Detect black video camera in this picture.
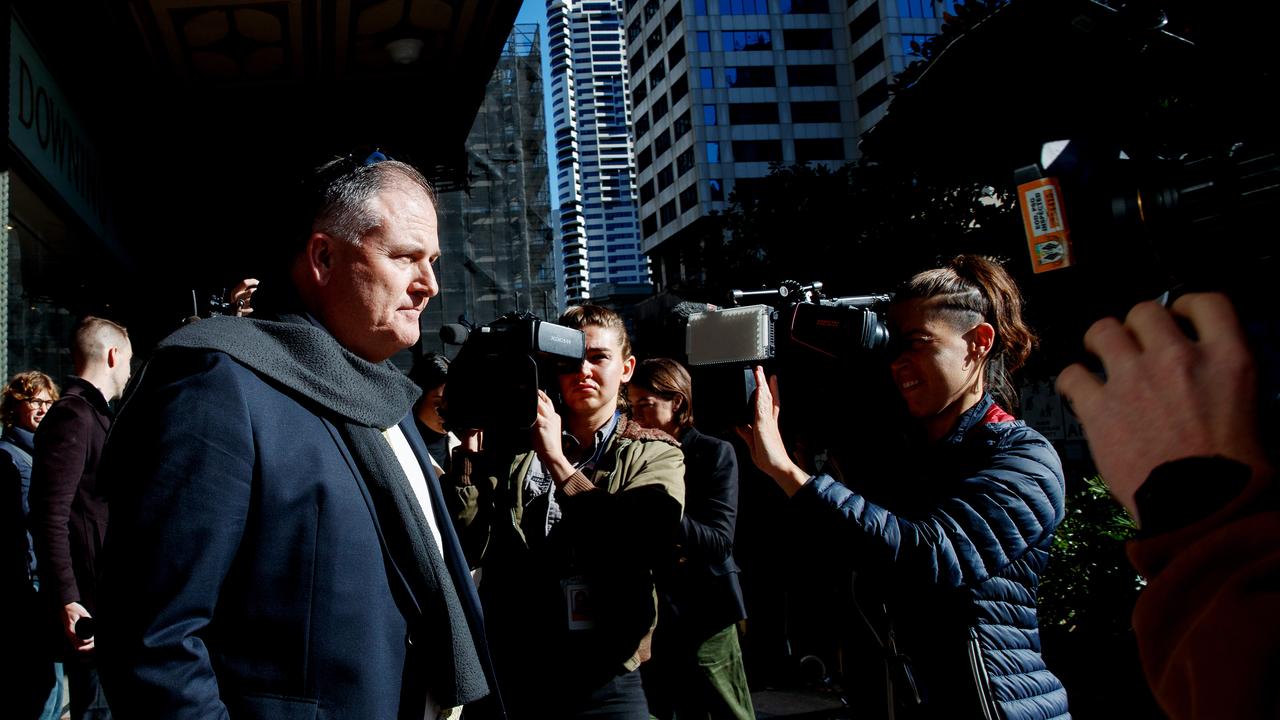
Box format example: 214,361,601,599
442,312,585,443
683,282,894,433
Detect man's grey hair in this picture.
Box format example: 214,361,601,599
311,158,436,246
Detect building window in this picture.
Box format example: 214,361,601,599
645,0,660,21
721,30,772,51
725,66,776,87
795,138,845,162
783,29,833,50
856,77,889,114
673,109,693,139
780,0,831,12
679,184,699,212
706,141,720,163
643,213,658,237
652,94,670,120
660,199,678,225
897,0,935,18
853,41,885,78
699,67,714,88
696,31,712,51
640,179,656,203
728,102,779,124
900,33,933,57
630,49,646,76
657,164,675,190
636,113,651,139
655,128,673,155
647,28,665,53
676,147,696,175
665,3,683,32
628,18,643,43
703,104,717,125
848,1,880,44
637,145,653,172
786,65,837,86
791,101,841,123
694,0,709,14
668,37,686,65
650,62,667,86
633,78,649,104
732,140,783,162
718,0,768,14
708,178,725,201
670,73,689,102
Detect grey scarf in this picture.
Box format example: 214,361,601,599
158,313,488,709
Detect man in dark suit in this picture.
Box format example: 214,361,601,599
97,155,496,719
29,316,132,720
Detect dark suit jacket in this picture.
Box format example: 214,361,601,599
30,376,112,614
98,350,495,720
660,427,747,642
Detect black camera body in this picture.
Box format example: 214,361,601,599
683,282,894,433
443,312,585,442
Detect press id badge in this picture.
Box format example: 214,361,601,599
562,575,596,631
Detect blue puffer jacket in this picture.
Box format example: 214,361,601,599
791,394,1069,720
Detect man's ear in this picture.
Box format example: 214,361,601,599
303,232,339,287
105,347,119,369
619,355,637,383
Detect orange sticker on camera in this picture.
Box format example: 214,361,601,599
1018,177,1073,273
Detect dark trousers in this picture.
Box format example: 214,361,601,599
571,668,649,720
67,662,111,720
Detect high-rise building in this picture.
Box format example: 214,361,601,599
624,0,950,291
548,0,652,306
421,24,559,355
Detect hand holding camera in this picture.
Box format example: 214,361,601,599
1056,292,1271,521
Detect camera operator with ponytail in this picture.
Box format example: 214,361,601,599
738,256,1069,720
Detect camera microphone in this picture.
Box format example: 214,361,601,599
440,324,470,345
74,616,96,640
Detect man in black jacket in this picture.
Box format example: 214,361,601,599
30,316,132,720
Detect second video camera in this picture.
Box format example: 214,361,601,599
683,282,893,431
443,312,585,439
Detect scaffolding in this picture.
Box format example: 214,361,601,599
422,23,559,355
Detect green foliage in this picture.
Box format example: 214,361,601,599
1039,475,1144,635
895,0,1009,89
713,161,1022,297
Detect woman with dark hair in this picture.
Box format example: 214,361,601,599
738,256,1069,720
628,358,754,720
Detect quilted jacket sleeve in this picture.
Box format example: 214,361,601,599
790,423,1066,589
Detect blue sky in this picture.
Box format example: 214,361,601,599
516,0,544,27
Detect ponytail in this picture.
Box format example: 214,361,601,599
896,255,1037,410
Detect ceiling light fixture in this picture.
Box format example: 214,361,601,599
386,38,424,65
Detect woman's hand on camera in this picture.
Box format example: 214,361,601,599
736,366,812,497
532,390,575,483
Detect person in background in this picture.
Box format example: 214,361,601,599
737,255,1069,719
410,352,459,475
2,371,65,719
29,317,132,720
628,358,754,720
1056,292,1277,719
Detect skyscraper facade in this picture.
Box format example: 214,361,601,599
625,0,949,291
548,0,652,305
